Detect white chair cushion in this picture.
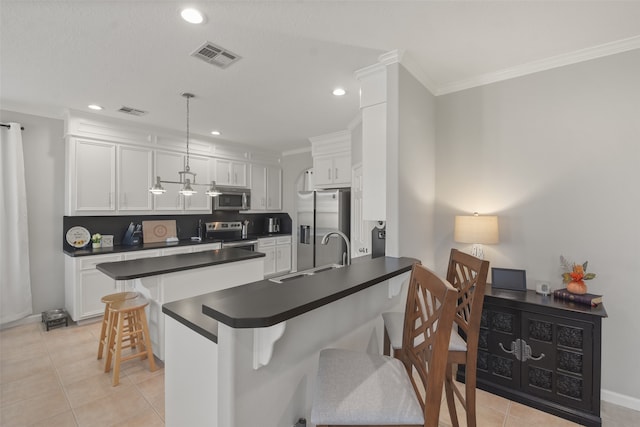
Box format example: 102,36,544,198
383,311,468,352
311,348,424,425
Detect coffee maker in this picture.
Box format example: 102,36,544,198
266,217,280,233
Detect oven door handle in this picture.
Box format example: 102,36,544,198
222,240,258,248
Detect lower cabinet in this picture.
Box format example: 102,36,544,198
457,287,607,427
257,236,291,277
65,253,123,321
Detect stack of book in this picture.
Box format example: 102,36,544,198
552,288,603,307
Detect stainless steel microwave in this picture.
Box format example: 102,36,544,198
213,187,251,211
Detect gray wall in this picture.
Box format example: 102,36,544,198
0,110,65,315
434,49,640,401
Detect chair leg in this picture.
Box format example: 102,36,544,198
111,312,125,386
103,310,117,373
97,303,109,360
383,327,391,356
465,360,478,427
445,362,460,427
138,308,157,372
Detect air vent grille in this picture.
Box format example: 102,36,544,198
117,106,148,116
117,105,147,116
192,41,241,69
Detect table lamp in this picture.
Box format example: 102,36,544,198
454,213,499,259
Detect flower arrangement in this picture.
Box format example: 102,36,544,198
560,256,596,294
560,256,596,284
91,233,102,244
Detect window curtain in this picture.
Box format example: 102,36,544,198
0,123,33,324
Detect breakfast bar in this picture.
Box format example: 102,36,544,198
161,255,417,427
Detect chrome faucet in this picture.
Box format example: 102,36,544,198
320,230,351,266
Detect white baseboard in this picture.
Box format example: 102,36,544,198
602,389,640,412
0,313,41,330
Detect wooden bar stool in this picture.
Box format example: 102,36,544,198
104,295,157,386
97,291,139,360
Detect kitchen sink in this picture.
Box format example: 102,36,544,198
269,264,344,283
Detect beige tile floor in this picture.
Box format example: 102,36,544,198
1,320,638,426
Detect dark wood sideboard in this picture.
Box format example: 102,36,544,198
457,285,608,427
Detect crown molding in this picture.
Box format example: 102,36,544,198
436,35,640,95
281,146,311,157
397,51,438,95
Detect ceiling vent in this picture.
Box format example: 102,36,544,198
117,106,148,116
191,41,241,69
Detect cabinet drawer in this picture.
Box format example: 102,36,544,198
79,254,122,270
276,236,291,245
258,238,276,248
123,250,161,260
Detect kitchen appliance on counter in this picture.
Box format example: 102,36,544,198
296,189,350,270
266,217,280,233
205,221,258,251
213,187,251,211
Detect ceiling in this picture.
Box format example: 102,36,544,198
2,1,640,153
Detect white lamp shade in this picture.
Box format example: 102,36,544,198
454,215,499,244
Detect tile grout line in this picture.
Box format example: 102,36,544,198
44,324,81,426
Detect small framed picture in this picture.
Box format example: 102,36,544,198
101,235,114,247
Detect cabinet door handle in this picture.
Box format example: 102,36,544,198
521,341,545,362
335,168,338,180
327,168,331,180
499,338,523,361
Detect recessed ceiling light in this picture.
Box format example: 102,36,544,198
332,88,346,96
181,8,205,24
211,130,221,136
88,104,103,110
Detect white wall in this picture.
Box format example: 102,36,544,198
434,50,640,403
0,110,65,316
396,65,437,267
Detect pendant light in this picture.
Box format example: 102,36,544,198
149,92,220,197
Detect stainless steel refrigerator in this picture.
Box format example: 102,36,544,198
297,189,350,270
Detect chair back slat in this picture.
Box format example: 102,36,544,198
446,249,490,340
401,263,458,427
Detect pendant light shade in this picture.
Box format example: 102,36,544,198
205,181,221,197
179,178,197,196
149,176,166,194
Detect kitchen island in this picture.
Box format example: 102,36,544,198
162,255,417,427
96,248,265,360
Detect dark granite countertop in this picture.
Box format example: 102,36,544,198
96,247,265,280
64,233,291,257
162,256,418,342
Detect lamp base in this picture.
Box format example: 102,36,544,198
470,244,484,260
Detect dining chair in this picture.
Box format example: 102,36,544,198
310,263,458,427
382,249,490,427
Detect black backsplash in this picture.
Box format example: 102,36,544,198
63,212,292,251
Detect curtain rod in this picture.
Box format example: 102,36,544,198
1,123,25,130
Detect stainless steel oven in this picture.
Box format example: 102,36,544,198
213,187,251,211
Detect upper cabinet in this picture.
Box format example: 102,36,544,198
184,155,212,212
64,112,279,216
67,138,116,213
310,130,351,188
356,63,387,221
118,145,153,211
250,164,282,211
215,159,247,187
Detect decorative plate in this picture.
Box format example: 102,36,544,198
66,226,90,248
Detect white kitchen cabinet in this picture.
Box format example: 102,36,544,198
184,155,212,212
275,236,292,273
118,145,153,211
161,246,193,256
154,151,185,211
250,164,282,211
215,159,247,187
69,139,116,213
313,154,351,187
258,236,291,277
310,130,351,188
65,253,122,321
